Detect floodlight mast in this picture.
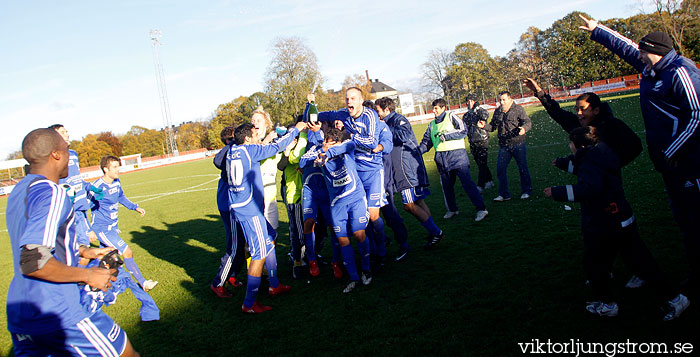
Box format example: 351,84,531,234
150,29,178,157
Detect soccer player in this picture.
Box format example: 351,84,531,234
251,108,283,231
544,127,689,320
91,155,157,292
299,122,344,279
312,89,388,266
49,124,103,246
6,128,138,356
230,121,305,313
316,128,371,293
210,126,246,298
278,122,310,278
375,97,443,259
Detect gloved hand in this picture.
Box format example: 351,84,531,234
62,184,76,203
89,184,105,201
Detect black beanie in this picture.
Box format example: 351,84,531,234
639,32,673,56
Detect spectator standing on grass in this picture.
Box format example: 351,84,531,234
49,124,103,247
210,126,246,298
480,91,532,201
419,98,488,240
462,94,495,192
523,78,651,289
6,128,138,356
544,127,689,320
229,121,305,313
580,15,700,297
91,155,157,292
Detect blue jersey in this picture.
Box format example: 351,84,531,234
322,140,366,207
90,178,139,231
316,105,383,172
299,144,327,192
6,174,89,334
227,128,299,221
58,149,91,212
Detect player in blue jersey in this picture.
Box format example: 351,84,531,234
6,128,138,356
91,155,157,292
49,124,103,247
316,128,372,293
230,121,306,313
210,126,246,298
311,89,388,269
299,123,344,279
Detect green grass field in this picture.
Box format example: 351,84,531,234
1,92,697,356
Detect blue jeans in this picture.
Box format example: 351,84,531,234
496,142,532,198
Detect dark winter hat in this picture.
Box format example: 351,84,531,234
466,94,478,101
639,32,673,56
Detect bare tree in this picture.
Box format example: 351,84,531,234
648,0,700,56
421,48,455,102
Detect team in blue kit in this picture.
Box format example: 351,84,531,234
8,17,699,354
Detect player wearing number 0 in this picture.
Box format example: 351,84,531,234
229,121,306,313
317,128,371,293
91,155,157,292
6,128,138,356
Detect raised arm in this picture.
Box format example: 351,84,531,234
580,14,645,72
524,77,579,133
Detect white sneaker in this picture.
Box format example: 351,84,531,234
625,275,646,288
474,210,488,222
142,280,158,292
520,193,530,199
663,294,690,321
493,196,510,202
443,211,459,219
484,181,495,190
585,301,618,317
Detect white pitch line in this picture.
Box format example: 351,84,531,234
133,178,219,204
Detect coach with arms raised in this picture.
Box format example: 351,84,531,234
580,14,700,296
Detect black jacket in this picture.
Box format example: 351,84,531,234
485,103,531,147
552,143,634,234
462,105,490,147
536,91,642,168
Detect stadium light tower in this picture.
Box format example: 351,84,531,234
150,29,178,156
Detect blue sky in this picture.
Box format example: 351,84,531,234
0,0,646,158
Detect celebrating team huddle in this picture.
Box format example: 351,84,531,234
5,15,699,355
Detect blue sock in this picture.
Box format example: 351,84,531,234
358,238,371,271
371,218,386,257
243,275,261,308
124,257,146,286
265,248,279,288
331,234,341,263
421,216,442,236
304,232,316,262
340,245,359,281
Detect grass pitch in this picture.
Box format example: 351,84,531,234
1,92,697,355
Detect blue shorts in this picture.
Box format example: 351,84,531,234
95,228,127,254
357,168,387,208
239,215,275,260
331,198,369,238
401,186,431,205
302,184,332,223
74,210,92,246
11,310,127,356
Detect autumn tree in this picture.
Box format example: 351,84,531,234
648,0,700,57
74,134,113,167
264,37,322,124
97,132,122,157
176,121,210,151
